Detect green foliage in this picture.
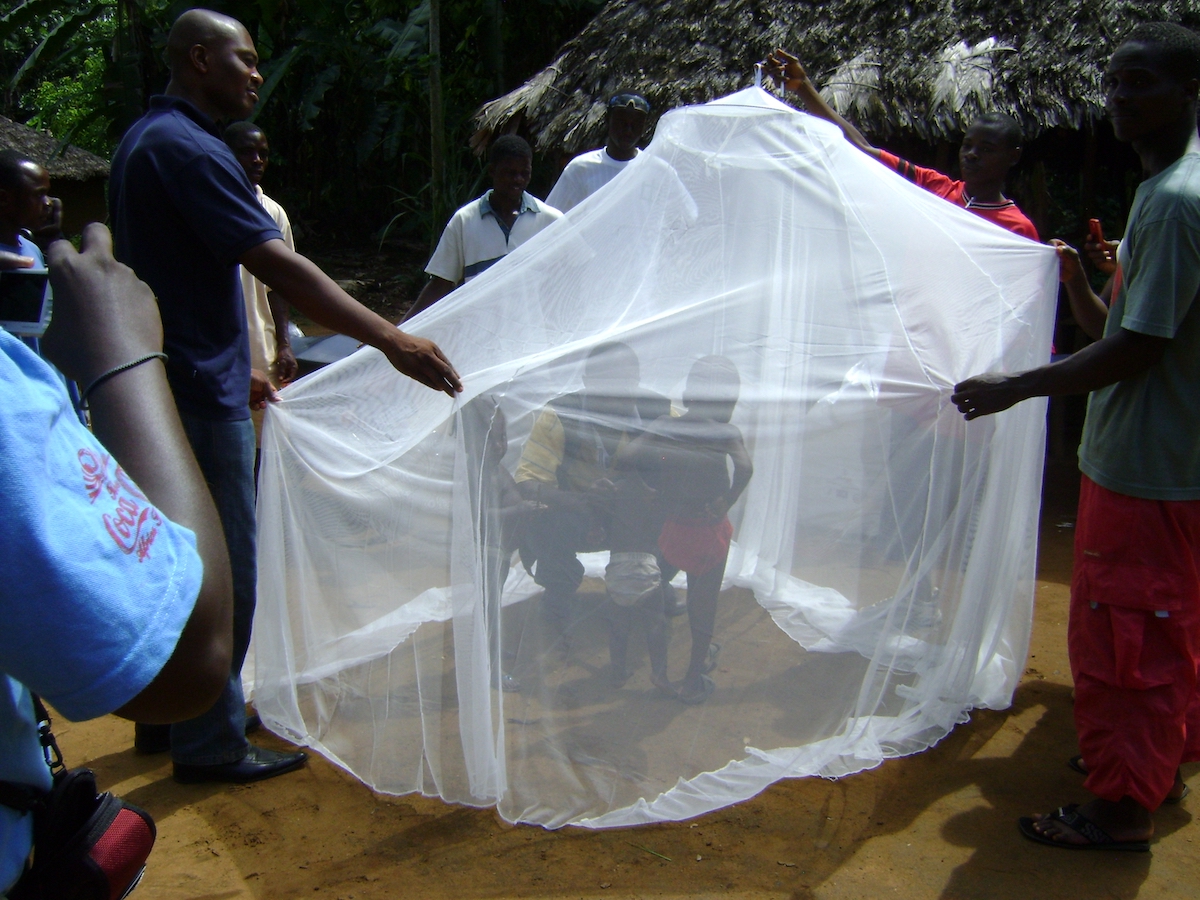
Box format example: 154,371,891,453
6,2,105,99
29,47,111,155
1,0,601,244
0,0,1145,274
2,0,178,155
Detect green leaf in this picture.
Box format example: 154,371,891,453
299,63,340,131
370,0,430,63
8,2,106,94
252,43,300,117
0,0,71,31
50,103,108,155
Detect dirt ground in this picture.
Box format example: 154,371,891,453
53,469,1198,900
301,246,431,328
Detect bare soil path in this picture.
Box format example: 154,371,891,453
58,480,1198,900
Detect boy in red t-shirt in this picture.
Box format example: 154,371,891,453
767,49,1039,241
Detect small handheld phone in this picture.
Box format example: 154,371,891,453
1088,218,1105,244
0,268,52,337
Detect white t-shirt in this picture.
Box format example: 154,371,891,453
425,191,562,285
239,186,294,377
238,186,294,442
546,148,639,213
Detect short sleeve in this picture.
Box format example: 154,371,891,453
425,212,467,283
0,333,202,721
164,152,282,265
1010,215,1040,242
269,197,295,252
878,151,958,199
546,164,586,213
1119,215,1200,338
280,207,294,251
15,235,44,267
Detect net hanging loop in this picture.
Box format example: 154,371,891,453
754,62,763,88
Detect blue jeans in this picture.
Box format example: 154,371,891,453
169,413,256,765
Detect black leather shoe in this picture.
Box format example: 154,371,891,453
173,745,307,785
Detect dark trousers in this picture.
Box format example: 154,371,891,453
168,413,256,765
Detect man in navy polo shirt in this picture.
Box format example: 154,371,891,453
109,8,462,784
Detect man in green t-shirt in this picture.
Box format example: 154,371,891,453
952,21,1200,851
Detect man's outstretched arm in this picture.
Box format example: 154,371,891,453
39,225,234,723
766,49,882,159
401,276,456,324
267,289,298,384
241,239,462,396
951,327,1168,420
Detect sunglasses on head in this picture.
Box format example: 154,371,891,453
608,94,650,113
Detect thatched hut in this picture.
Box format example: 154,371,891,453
0,116,110,235
474,0,1191,296
474,0,1197,475
474,0,1199,156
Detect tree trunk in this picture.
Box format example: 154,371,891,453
1080,122,1097,228
429,0,447,252
485,0,504,95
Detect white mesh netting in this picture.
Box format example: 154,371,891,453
252,88,1057,828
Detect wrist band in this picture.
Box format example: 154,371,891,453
79,353,168,407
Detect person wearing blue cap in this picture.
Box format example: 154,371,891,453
546,93,650,213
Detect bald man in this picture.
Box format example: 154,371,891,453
109,8,461,785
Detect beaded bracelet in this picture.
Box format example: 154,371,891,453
78,352,168,407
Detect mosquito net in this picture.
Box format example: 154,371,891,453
252,87,1057,828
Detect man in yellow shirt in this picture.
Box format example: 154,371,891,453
514,342,669,638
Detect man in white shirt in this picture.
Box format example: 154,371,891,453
225,122,296,434
403,135,561,321
546,93,650,213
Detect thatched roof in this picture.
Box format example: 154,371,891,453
0,116,109,180
474,0,1200,154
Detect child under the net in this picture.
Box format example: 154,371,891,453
616,355,753,704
